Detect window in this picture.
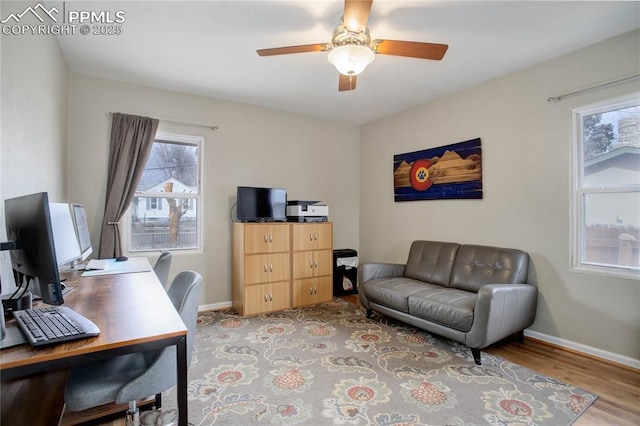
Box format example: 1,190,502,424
127,132,203,252
146,198,159,211
572,94,640,278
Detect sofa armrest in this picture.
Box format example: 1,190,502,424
466,284,538,349
359,262,406,283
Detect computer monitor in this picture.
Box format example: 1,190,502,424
49,203,82,268
70,203,93,261
4,192,64,306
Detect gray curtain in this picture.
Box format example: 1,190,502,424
98,113,159,258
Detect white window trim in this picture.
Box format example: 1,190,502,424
570,93,640,280
123,131,204,255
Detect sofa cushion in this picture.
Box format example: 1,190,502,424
404,241,460,286
450,244,529,293
362,277,438,313
408,288,477,332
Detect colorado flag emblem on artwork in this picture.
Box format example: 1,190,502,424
393,138,482,202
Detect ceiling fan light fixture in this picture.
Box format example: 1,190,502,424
328,44,374,76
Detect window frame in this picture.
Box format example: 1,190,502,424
570,93,640,279
124,131,204,255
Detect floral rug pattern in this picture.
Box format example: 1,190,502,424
153,299,597,425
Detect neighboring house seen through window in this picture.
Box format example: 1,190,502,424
146,197,159,211
572,94,640,278
128,133,203,252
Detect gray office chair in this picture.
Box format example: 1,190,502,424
64,270,202,425
153,251,172,287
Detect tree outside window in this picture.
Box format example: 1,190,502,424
128,133,203,252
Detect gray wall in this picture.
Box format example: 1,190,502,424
0,1,69,289
359,30,640,364
67,74,360,307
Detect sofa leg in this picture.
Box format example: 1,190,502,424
365,309,373,318
516,330,524,343
471,348,482,365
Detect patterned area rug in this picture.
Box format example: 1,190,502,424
144,299,597,425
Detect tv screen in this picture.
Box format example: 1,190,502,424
237,187,287,222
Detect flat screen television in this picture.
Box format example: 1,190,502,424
237,186,287,222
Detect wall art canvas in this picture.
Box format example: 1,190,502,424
394,138,482,201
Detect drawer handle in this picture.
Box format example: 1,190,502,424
314,233,318,241
269,292,273,301
309,233,313,241
264,293,268,302
310,287,313,295
264,234,268,243
264,264,268,273
314,261,318,268
309,260,313,269
269,234,273,243
269,264,273,272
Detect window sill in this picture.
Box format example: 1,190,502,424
571,263,640,281
128,248,203,257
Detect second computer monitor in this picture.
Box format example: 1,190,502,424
49,203,82,268
71,203,93,260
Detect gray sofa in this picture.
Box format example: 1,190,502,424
358,240,537,365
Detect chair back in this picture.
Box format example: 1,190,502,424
153,251,172,287
167,270,202,366
116,270,202,404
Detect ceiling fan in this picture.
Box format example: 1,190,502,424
257,0,448,92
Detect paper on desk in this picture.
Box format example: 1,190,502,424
86,259,108,270
81,257,152,276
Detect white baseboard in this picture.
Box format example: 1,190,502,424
198,301,232,312
524,329,640,371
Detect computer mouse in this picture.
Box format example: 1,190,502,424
115,256,128,262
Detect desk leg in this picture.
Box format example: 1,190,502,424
177,335,188,426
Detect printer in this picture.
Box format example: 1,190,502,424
286,201,329,222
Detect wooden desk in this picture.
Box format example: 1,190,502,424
1,267,189,426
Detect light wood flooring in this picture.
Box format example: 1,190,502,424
68,295,640,425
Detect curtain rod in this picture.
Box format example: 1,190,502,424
108,112,219,130
547,74,640,103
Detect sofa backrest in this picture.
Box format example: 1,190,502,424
404,241,460,286
450,244,529,292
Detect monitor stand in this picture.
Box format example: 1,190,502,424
0,316,28,349
1,292,31,349
1,291,32,315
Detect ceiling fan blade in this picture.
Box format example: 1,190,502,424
343,0,373,32
373,40,449,60
338,73,357,92
257,43,328,56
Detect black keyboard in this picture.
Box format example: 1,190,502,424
12,306,100,346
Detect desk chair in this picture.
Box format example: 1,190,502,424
153,251,172,287
64,270,202,426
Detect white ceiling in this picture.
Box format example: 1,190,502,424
56,1,640,124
